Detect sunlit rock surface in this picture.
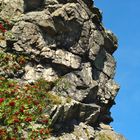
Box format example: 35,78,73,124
0,0,125,139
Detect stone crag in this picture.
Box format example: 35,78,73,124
0,0,126,139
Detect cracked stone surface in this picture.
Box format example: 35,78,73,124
0,0,125,139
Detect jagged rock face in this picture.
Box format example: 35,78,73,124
0,0,125,139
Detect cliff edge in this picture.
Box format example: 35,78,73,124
0,0,126,139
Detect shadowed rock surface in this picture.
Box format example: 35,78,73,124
0,0,126,139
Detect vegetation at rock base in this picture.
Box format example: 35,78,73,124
0,77,55,139
0,17,14,33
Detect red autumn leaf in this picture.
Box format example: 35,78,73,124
9,101,15,107
0,98,5,104
13,118,20,123
25,117,32,122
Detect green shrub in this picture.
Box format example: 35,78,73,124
0,77,53,139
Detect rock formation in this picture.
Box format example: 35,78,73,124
0,0,126,139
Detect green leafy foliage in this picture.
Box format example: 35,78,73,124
0,77,53,139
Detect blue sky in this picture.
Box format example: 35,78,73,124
94,0,140,140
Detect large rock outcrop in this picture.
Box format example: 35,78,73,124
0,0,125,139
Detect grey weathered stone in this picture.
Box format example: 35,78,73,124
52,63,98,102
95,129,126,140
104,30,118,54
22,10,56,35
0,0,125,139
24,63,58,82
0,0,24,20
53,49,81,69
